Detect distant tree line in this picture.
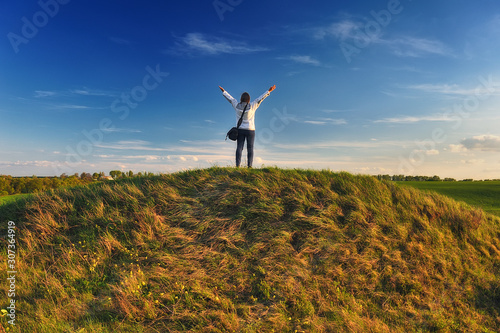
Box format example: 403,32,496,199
0,170,153,196
376,175,451,182
376,175,500,182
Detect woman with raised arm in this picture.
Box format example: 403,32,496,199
219,85,276,168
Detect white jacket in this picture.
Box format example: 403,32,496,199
223,90,271,130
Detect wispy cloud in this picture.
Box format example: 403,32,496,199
314,20,365,42
101,128,142,133
461,159,486,165
303,118,347,125
321,109,354,113
96,140,169,151
34,90,57,98
314,19,451,58
169,33,268,56
374,114,455,124
384,37,451,57
407,82,499,96
34,88,116,99
449,144,468,153
279,55,321,66
287,115,346,126
45,102,110,111
0,160,57,168
54,104,92,110
97,154,200,162
70,88,116,97
272,139,404,150
303,120,328,125
95,139,231,155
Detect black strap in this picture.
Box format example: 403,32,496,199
236,103,249,129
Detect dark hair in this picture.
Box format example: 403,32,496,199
240,92,250,103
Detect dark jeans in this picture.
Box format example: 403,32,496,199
236,129,255,167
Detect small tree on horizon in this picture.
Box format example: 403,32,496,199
110,170,123,179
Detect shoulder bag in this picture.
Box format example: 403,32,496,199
226,102,249,141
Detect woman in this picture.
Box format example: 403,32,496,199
219,85,276,167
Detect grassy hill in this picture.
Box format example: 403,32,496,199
1,167,499,332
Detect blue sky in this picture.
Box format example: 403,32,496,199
2,0,500,179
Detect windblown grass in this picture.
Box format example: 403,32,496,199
1,167,499,332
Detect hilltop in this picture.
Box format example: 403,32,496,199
1,167,499,332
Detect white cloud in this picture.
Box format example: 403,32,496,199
279,55,321,66
322,109,354,113
461,135,500,151
449,144,468,153
408,83,466,95
303,118,347,125
384,37,452,57
272,139,404,150
35,88,116,98
425,149,440,156
69,88,116,97
54,104,91,110
406,82,499,96
101,128,142,133
170,33,268,56
304,120,327,125
34,90,57,98
315,20,366,42
314,19,450,58
96,140,169,151
290,55,321,66
291,115,346,126
374,114,453,124
0,160,56,168
355,166,391,173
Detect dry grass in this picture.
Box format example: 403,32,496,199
1,167,499,332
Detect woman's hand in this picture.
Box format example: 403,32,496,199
219,86,225,92
268,85,276,92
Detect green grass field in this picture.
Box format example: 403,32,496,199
0,193,32,206
397,181,500,217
